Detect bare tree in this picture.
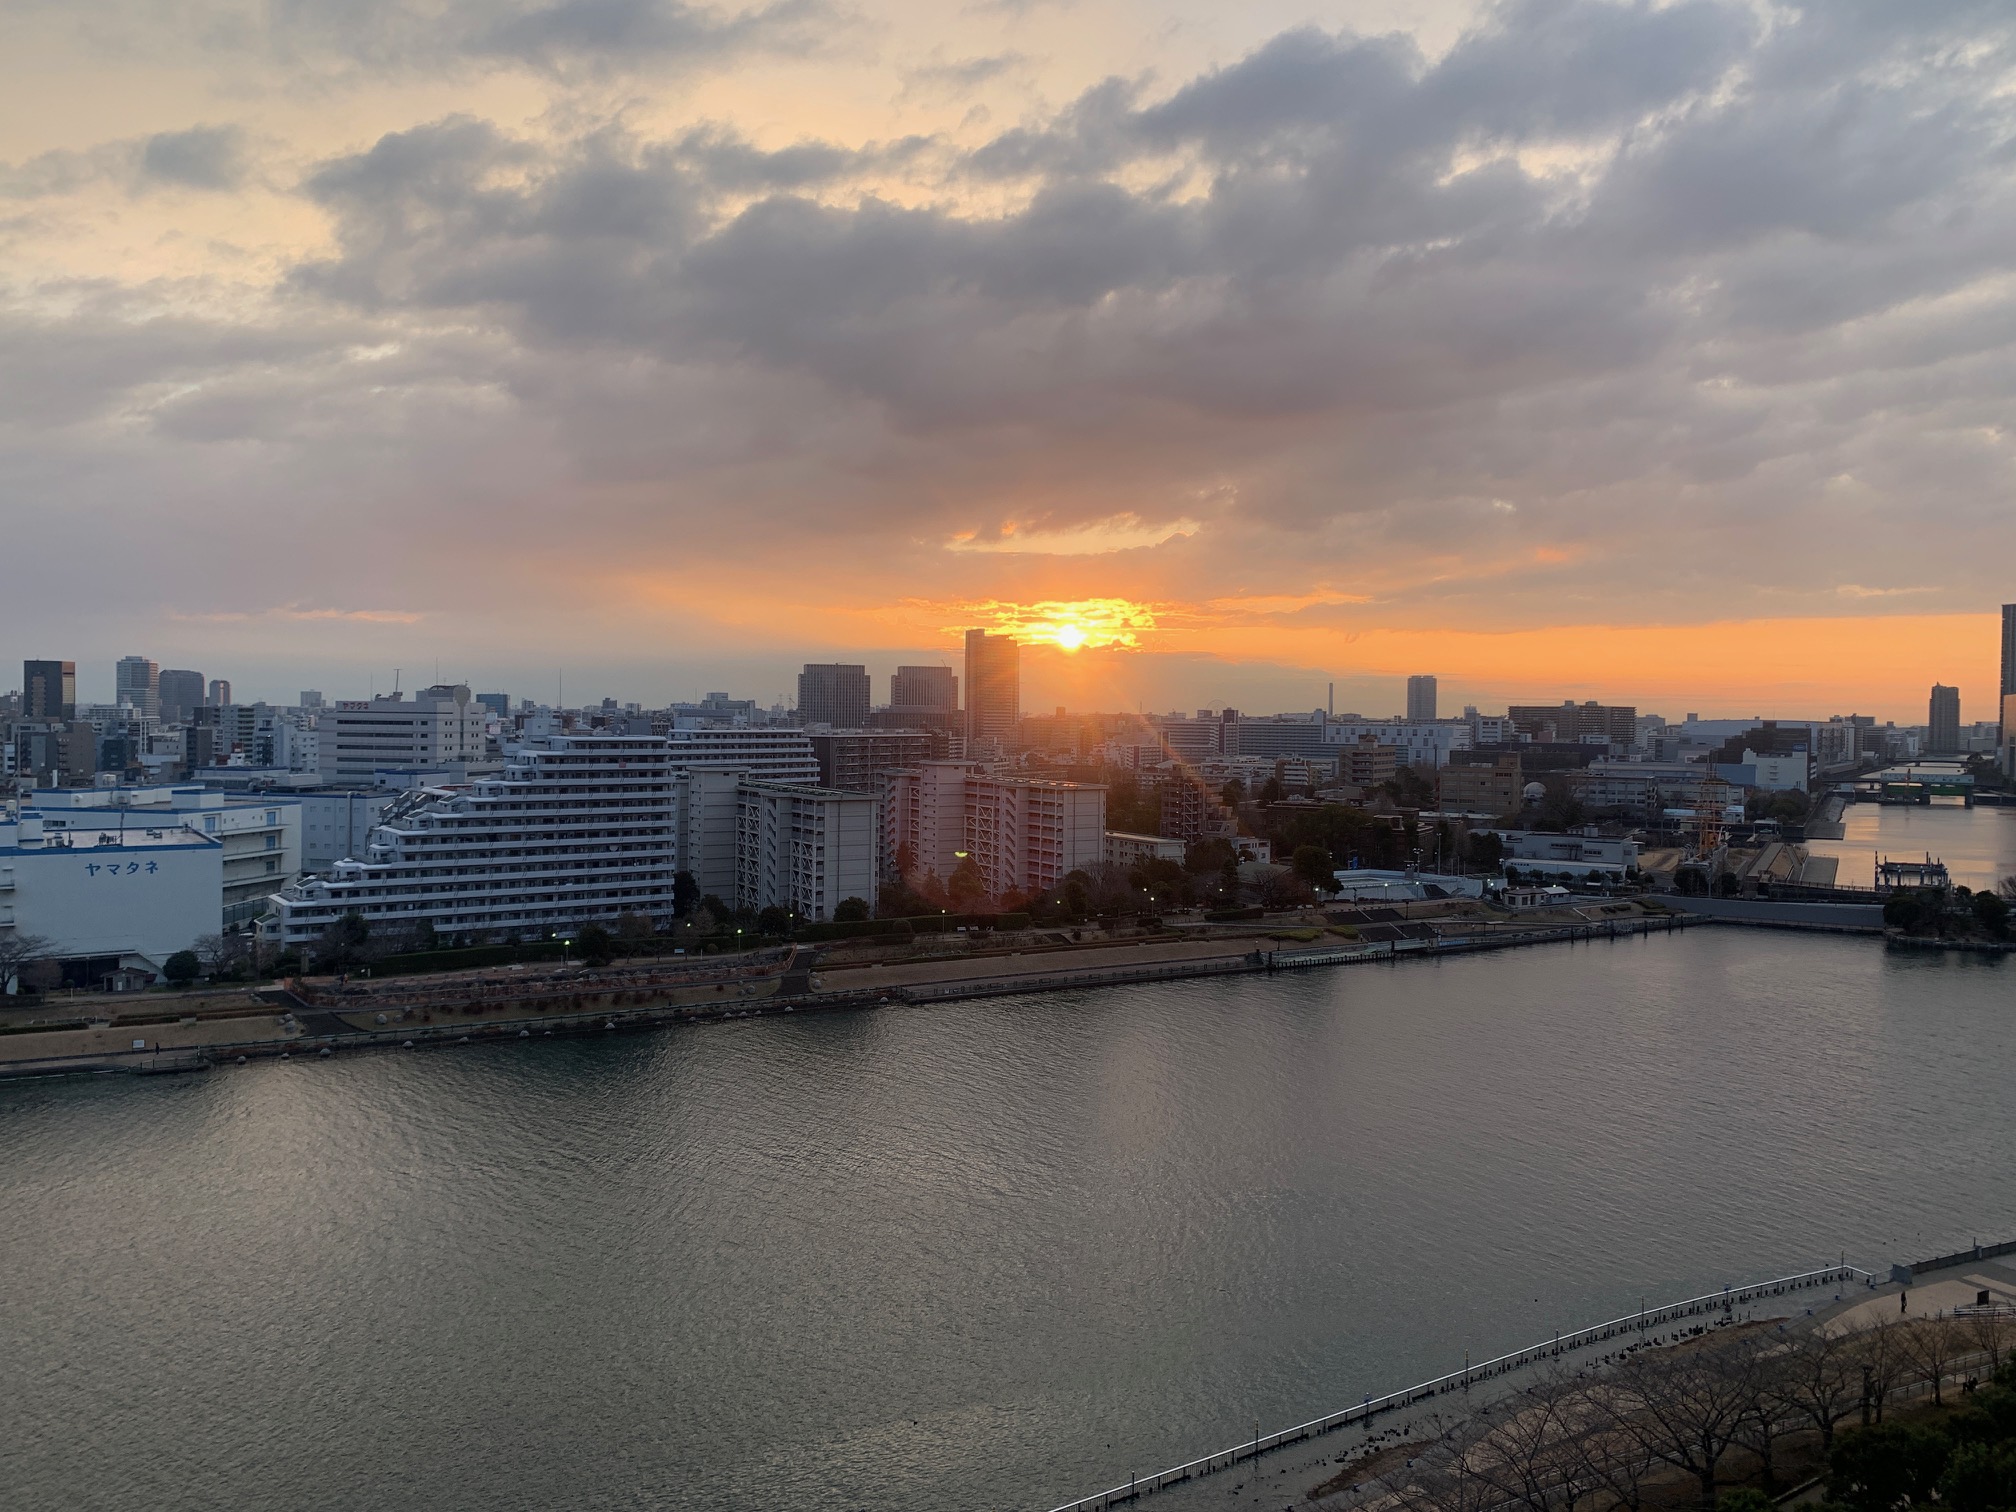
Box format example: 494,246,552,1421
1369,1414,1509,1512
1772,1328,1865,1454
1967,1308,2012,1372
1572,1384,1661,1512
193,932,252,979
1848,1319,1909,1423
1729,1338,1793,1491
1613,1334,1759,1505
1899,1313,1969,1407
1471,1371,1606,1512
0,931,56,993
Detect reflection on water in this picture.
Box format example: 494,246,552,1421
1807,798,2016,892
2,929,2011,1512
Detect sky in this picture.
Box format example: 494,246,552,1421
3,0,2013,721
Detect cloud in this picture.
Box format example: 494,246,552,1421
170,606,427,624
7,0,2016,712
1,123,252,198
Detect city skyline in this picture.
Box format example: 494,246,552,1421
5,3,2015,719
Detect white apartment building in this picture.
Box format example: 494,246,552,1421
298,789,398,873
27,785,300,928
666,727,820,784
1323,719,1474,768
735,782,876,921
1104,831,1185,869
318,685,488,785
1,809,223,984
271,734,678,946
883,762,1106,897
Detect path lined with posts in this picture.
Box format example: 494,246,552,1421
1044,1265,1875,1512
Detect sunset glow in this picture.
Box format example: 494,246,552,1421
959,600,1161,654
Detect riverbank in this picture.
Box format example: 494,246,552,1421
0,907,1698,1080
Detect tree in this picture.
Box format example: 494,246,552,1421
755,905,793,935
1940,1440,2016,1512
1614,1335,1760,1505
1827,1422,1950,1512
1220,779,1245,807
1467,830,1506,871
1884,891,1929,931
1292,844,1338,895
318,911,371,971
162,949,200,986
1773,1328,1864,1454
614,911,655,941
696,895,732,929
0,931,57,994
1899,1313,1968,1407
1972,889,2009,938
575,923,615,967
193,932,253,980
671,870,701,917
832,896,870,923
947,855,988,909
21,958,62,993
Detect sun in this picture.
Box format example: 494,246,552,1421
953,598,1159,652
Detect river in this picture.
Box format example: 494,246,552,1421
1806,790,2016,893
4,926,2012,1512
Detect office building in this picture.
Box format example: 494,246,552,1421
963,630,1021,746
1323,718,1472,769
158,669,206,725
808,730,937,793
1229,714,1330,761
735,782,877,921
22,660,75,721
1929,684,1961,755
1406,675,1438,723
0,808,223,987
272,734,679,946
475,692,510,719
890,666,958,719
1336,735,1400,789
1436,756,1522,815
115,656,160,719
2003,605,2016,703
209,679,232,707
318,685,489,785
1508,701,1637,746
883,762,1105,897
797,664,870,728
300,690,325,710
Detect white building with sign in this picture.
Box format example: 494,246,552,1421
1,810,223,986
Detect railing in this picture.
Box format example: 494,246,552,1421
1045,1265,1874,1512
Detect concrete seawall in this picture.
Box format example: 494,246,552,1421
1664,893,1885,932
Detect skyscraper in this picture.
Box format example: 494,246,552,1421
796,664,870,728
1928,684,1961,755
964,630,1020,745
1406,674,1438,723
158,669,206,724
115,655,160,718
209,678,232,707
890,665,958,716
22,660,75,721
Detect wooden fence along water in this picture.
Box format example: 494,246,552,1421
1045,1265,1875,1512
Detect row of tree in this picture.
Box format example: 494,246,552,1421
1371,1310,2013,1512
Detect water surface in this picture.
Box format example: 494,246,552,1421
4,928,2012,1511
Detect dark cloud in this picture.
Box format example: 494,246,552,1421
138,124,249,189
11,0,2016,645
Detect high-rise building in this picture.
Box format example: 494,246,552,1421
1508,701,1637,746
158,669,206,725
115,655,161,718
22,660,75,721
1929,684,1961,754
300,690,326,710
209,679,232,707
1406,674,1438,723
317,685,488,784
735,782,877,921
274,734,680,945
2001,605,2015,748
796,664,870,728
882,761,1104,897
890,665,958,715
963,630,1020,746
